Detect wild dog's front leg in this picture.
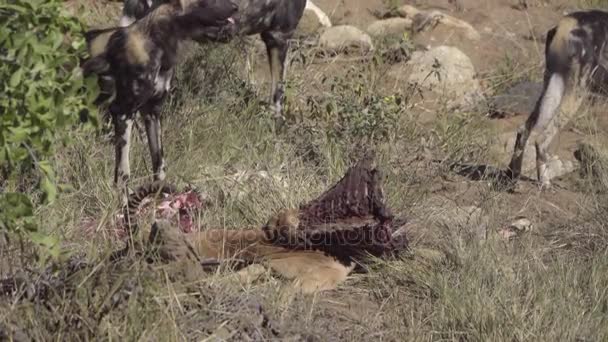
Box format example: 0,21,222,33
141,97,166,181
261,31,290,127
112,113,134,189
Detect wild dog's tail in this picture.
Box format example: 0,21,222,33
546,16,585,74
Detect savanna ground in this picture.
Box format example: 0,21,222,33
3,0,608,340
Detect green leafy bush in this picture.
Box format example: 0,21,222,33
285,66,406,164
0,0,99,248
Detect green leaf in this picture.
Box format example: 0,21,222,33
28,231,61,258
40,175,57,204
1,193,34,218
7,126,30,143
38,160,54,177
9,68,23,88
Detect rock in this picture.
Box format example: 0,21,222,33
397,5,421,18
405,46,484,109
497,216,533,241
493,132,577,181
297,11,324,36
544,156,576,181
494,132,535,175
489,81,543,118
397,5,480,41
296,1,332,36
380,40,413,64
319,25,374,53
420,11,480,41
510,217,533,232
366,17,413,37
305,0,331,27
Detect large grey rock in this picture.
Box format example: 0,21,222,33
406,46,484,109
367,17,413,37
397,5,480,41
296,0,332,36
319,25,374,53
490,81,543,118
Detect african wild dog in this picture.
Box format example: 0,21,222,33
82,0,237,190
507,10,608,188
119,0,308,122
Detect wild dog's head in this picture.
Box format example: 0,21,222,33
121,0,155,26
121,0,238,25
179,0,237,27
121,0,238,40
173,0,238,41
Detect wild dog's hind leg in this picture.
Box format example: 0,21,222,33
261,31,290,126
507,73,566,185
508,112,535,181
536,80,585,187
141,96,166,181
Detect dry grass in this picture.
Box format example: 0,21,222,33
3,1,608,341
